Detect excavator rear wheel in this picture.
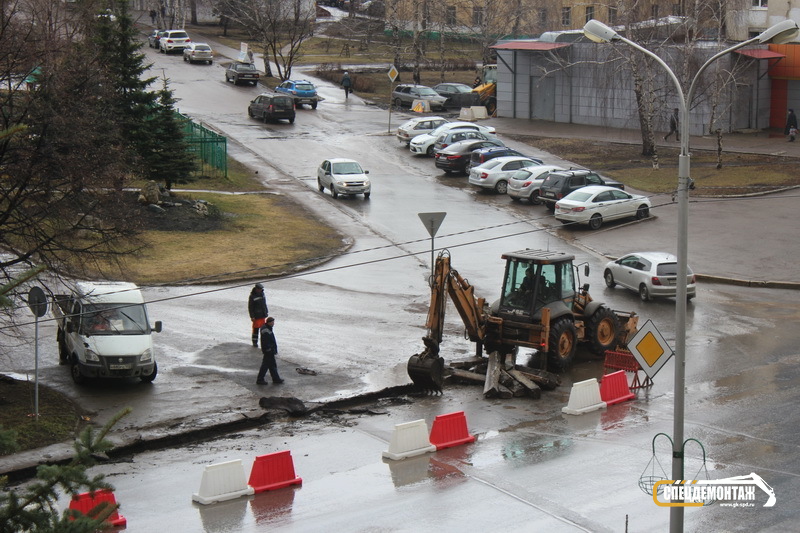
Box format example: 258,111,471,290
547,317,577,372
587,306,620,356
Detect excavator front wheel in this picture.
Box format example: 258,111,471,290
407,355,445,392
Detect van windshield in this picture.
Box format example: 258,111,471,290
83,303,149,335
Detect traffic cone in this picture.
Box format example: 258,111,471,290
192,459,255,505
68,489,126,527
561,378,606,415
429,411,476,450
382,419,436,461
600,370,636,405
248,450,302,493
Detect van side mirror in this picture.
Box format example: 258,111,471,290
584,265,590,276
153,321,162,333
364,170,369,174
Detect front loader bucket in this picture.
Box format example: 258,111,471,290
407,354,445,392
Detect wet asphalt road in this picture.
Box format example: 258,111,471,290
3,28,800,532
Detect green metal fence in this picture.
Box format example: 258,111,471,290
179,113,228,178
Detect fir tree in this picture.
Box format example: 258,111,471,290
146,78,198,189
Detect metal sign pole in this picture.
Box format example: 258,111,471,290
387,66,399,134
417,212,447,277
27,286,48,419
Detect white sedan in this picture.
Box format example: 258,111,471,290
554,185,651,230
409,122,496,156
396,116,448,145
316,158,370,199
603,252,697,301
468,156,542,194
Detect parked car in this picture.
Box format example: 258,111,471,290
434,139,504,174
469,146,543,170
432,83,480,108
603,252,697,301
148,29,165,49
275,80,319,109
468,156,543,194
433,129,496,152
507,165,566,204
409,122,497,156
539,169,624,210
554,185,651,230
226,62,260,86
396,116,448,145
183,43,213,64
158,30,191,54
391,84,448,111
248,93,296,124
317,158,371,199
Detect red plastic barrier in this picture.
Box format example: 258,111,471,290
68,489,126,527
600,370,636,405
429,411,476,450
248,450,302,493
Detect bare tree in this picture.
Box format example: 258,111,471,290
219,0,316,81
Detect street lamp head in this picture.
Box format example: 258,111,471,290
583,19,620,43
757,19,799,44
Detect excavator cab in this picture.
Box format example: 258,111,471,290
497,251,576,320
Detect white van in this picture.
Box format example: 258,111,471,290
54,282,162,384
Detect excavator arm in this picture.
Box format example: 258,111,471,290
409,251,486,390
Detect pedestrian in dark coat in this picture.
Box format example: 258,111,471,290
257,317,283,384
785,109,798,141
248,283,268,347
664,108,680,141
149,9,157,24
341,71,352,98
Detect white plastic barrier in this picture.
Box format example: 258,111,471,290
382,419,436,461
562,378,607,415
470,106,489,120
458,107,476,120
192,459,255,505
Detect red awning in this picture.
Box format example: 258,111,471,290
735,49,785,59
491,42,572,51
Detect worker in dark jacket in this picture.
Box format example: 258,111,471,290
248,283,268,347
257,317,283,384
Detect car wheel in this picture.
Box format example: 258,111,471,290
636,204,650,219
425,145,435,156
394,98,403,109
183,55,188,62
262,113,269,123
495,180,508,194
317,178,325,192
639,284,651,301
208,60,213,65
510,196,521,202
312,102,318,109
140,361,158,383
247,107,254,118
331,186,339,199
546,202,555,212
289,116,295,124
57,336,70,365
530,191,541,205
604,269,616,288
364,192,370,199
588,214,603,230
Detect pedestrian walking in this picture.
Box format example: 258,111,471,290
256,317,283,385
341,71,352,98
664,108,680,141
785,109,798,142
149,9,157,25
248,283,268,347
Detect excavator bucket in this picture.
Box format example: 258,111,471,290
407,336,445,391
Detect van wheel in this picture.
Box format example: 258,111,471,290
140,361,158,383
312,102,318,109
58,337,70,365
71,359,86,385
364,192,370,199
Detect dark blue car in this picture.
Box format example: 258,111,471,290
275,80,319,109
469,146,543,171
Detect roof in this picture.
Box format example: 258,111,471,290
491,41,571,51
74,282,144,304
735,49,786,59
501,249,575,264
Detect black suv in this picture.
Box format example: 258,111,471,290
539,169,624,210
469,146,543,170
248,93,296,124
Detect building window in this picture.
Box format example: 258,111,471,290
585,5,594,23
651,5,659,19
473,7,484,26
538,8,547,26
752,0,767,7
445,6,456,25
672,3,683,16
608,6,617,25
562,7,571,26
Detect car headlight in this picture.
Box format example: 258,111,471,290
139,349,152,362
85,349,100,362
364,178,370,186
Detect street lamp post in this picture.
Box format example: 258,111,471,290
583,18,798,533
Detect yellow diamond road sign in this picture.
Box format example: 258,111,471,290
388,66,399,82
627,319,673,379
